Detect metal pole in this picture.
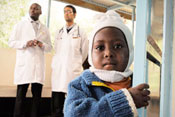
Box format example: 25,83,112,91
46,0,51,28
131,7,135,36
133,0,149,116
160,0,174,116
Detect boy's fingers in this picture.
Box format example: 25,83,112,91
143,96,151,102
137,83,149,90
144,102,149,106
141,90,150,96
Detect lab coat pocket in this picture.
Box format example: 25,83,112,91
54,39,62,52
72,60,82,73
51,56,57,69
16,51,25,67
71,37,81,51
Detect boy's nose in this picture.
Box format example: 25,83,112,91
104,49,113,58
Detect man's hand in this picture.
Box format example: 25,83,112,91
128,83,150,108
33,40,38,46
27,40,43,48
35,40,43,48
26,40,34,47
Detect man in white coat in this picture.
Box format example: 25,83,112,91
51,5,89,117
8,3,52,117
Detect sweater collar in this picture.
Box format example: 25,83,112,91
89,67,133,83
81,70,103,85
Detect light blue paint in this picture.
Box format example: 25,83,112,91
82,0,108,8
160,0,174,117
145,60,149,89
133,0,150,116
133,0,148,85
131,7,135,36
144,60,149,117
46,0,51,28
147,0,152,35
145,3,151,117
111,0,133,8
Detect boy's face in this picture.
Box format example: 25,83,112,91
92,27,129,72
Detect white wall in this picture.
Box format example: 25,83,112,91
0,48,53,97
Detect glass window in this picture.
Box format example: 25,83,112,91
49,1,99,46
0,0,48,48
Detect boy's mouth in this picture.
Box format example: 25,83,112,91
104,63,116,65
103,63,116,68
103,64,116,70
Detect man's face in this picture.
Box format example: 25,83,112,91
92,27,129,72
64,7,76,23
29,3,41,21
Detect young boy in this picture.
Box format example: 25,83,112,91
64,10,150,117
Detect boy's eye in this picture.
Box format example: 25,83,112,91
114,44,122,49
95,45,104,51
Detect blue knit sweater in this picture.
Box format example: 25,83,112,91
64,70,135,117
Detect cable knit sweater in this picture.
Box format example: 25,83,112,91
64,70,137,117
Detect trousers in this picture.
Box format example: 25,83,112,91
13,83,43,117
51,92,66,117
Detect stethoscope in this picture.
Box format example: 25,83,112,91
58,25,80,39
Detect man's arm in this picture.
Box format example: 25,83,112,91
38,29,52,52
8,24,28,49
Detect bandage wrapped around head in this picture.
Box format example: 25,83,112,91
88,10,134,72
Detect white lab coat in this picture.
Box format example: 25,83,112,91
8,17,52,85
51,24,88,93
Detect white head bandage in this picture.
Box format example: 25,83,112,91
88,10,134,82
88,10,134,72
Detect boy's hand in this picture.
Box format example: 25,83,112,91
128,83,150,108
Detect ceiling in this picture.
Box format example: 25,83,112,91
56,0,163,38
56,0,163,51
56,0,136,20
151,0,163,41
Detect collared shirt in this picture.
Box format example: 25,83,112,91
30,19,40,36
104,77,131,91
66,23,75,33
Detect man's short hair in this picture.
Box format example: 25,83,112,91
65,5,76,14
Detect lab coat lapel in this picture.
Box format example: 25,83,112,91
63,26,68,36
27,18,37,38
68,24,77,36
23,19,35,41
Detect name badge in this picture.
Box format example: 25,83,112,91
73,37,80,39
